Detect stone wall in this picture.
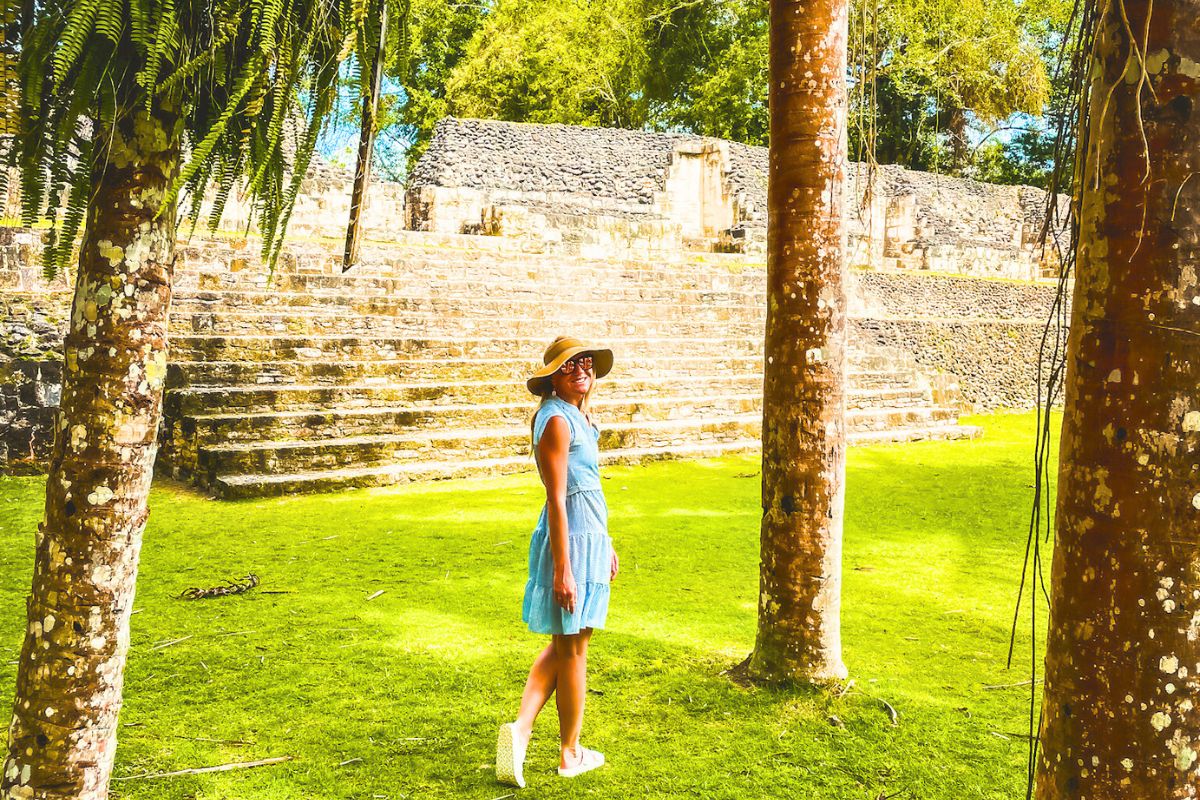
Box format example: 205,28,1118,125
5,119,1062,283
197,161,408,241
405,118,1062,281
0,229,69,471
848,270,1059,321
847,269,1063,410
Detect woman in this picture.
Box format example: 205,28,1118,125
496,336,618,787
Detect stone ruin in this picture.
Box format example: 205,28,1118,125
0,118,1064,497
405,118,1060,281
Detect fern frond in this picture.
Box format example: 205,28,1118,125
207,151,243,233
52,0,102,86
93,0,124,46
165,55,263,210
129,0,152,50
138,0,177,103
14,0,394,279
48,141,92,279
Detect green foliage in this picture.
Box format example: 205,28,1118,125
375,0,484,172
446,0,649,130
643,0,769,144
849,0,1061,174
7,0,365,276
971,132,1056,187
384,0,1068,182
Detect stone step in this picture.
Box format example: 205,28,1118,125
174,251,770,293
165,354,773,387
846,352,923,374
176,396,957,445
165,358,926,395
315,252,770,288
193,417,763,481
159,398,960,481
208,421,981,499
851,369,924,390
186,271,766,306
175,266,768,297
165,376,757,415
847,423,983,446
170,395,767,448
169,308,765,339
168,333,766,363
165,379,929,416
171,290,765,322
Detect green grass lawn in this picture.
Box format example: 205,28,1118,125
0,412,1056,799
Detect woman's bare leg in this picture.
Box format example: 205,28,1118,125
553,628,592,767
514,642,557,740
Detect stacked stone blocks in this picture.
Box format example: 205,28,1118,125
1,227,1065,496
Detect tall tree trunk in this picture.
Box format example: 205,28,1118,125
343,0,388,271
1,101,179,799
748,0,849,684
946,106,969,173
1035,1,1200,796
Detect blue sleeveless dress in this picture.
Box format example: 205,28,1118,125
522,396,612,635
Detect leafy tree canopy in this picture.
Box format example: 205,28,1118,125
446,0,649,129
386,0,1070,187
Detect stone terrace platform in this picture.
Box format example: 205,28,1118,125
1,229,1063,497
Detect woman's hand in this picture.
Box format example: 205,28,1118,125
610,547,619,581
554,567,577,614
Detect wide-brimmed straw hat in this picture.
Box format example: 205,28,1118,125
526,336,614,395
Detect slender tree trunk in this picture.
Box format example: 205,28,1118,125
1036,1,1200,796
946,107,969,173
1,101,179,799
748,0,849,684
343,0,388,271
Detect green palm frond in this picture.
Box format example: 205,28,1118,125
12,0,408,276
52,0,102,85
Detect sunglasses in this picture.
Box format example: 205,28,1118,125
559,355,594,374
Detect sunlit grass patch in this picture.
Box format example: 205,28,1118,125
0,411,1055,799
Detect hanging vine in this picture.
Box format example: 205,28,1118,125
1007,0,1104,793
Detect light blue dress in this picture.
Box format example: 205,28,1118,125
522,396,613,635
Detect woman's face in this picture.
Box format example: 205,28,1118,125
549,354,594,402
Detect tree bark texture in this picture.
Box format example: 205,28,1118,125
749,0,849,684
1036,1,1200,796
1,103,180,799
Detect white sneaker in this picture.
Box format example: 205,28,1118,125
496,722,527,788
558,745,605,778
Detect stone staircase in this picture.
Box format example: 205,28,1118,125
155,240,980,498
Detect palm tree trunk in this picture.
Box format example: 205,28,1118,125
1,103,179,799
748,0,849,684
1035,1,1200,796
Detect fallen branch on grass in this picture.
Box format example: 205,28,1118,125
179,574,260,600
982,678,1043,690
150,636,193,651
115,756,293,781
167,734,254,746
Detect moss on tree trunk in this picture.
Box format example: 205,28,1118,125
1,102,179,799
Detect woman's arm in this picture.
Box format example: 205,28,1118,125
537,415,576,614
